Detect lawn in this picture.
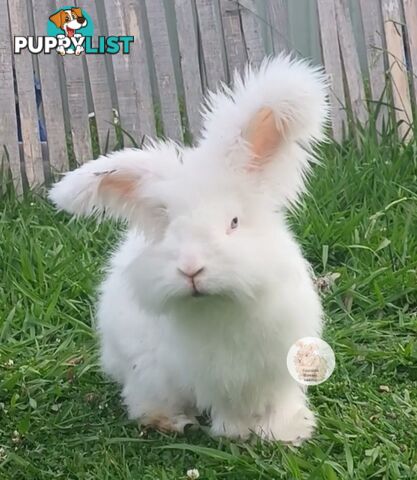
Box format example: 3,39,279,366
1,132,417,479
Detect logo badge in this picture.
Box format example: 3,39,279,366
14,6,134,55
287,337,335,386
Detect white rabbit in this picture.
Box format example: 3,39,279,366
49,56,328,444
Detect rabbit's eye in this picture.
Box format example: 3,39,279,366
230,217,239,229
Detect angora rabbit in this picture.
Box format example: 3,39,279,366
49,56,328,444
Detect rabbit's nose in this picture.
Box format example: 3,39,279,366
177,266,205,279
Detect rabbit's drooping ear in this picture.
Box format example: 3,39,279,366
48,146,178,227
199,56,329,206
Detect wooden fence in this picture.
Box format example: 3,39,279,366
1,0,416,194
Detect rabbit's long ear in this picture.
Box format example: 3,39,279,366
48,146,178,226
199,56,329,206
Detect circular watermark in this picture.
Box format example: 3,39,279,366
287,337,335,386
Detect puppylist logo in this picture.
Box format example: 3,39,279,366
14,6,134,56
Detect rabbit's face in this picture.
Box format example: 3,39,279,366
127,147,279,308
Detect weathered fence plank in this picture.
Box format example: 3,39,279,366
403,0,417,105
33,0,68,174
103,0,141,145
358,0,388,131
335,0,368,126
145,0,183,141
61,56,93,164
84,0,115,154
220,0,248,76
239,0,265,67
123,0,156,141
175,0,204,141
382,0,413,140
317,0,347,141
8,0,45,187
196,0,227,91
267,0,290,55
0,0,22,193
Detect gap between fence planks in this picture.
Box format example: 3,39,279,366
403,0,417,106
382,0,413,140
0,0,22,193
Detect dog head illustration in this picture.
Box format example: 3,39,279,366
49,8,87,37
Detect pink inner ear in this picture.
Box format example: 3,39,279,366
98,171,138,198
245,107,282,169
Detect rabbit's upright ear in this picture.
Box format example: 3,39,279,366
49,146,177,226
199,56,329,206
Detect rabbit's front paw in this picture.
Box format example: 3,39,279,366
258,405,316,445
140,412,199,434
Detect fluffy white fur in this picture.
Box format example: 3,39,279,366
49,56,329,444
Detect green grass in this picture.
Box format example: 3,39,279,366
1,133,417,479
